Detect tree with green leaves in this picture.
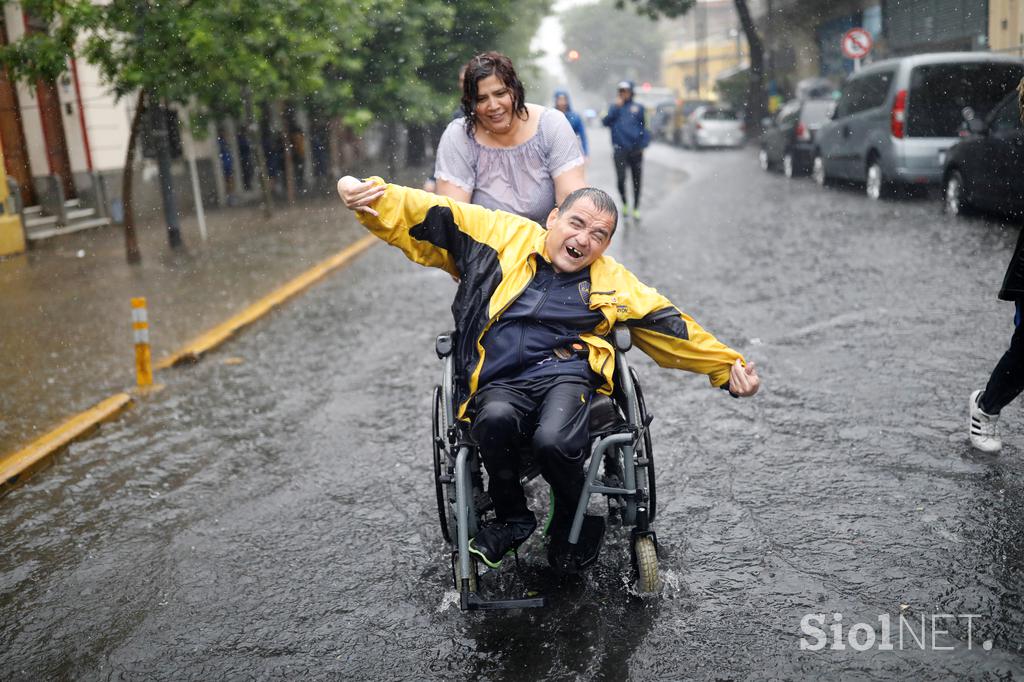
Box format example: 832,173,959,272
0,0,556,259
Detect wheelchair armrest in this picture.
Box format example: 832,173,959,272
435,331,455,359
612,325,632,352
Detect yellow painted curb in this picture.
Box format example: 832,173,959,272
156,234,378,369
0,393,133,493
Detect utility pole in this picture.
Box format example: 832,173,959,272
698,1,708,98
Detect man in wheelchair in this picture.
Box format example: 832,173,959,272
338,176,760,573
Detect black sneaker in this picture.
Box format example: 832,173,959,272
469,517,537,569
547,514,606,575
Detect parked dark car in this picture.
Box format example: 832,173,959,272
813,52,1024,199
759,98,834,177
943,89,1024,218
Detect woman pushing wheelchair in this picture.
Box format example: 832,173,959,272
338,176,760,577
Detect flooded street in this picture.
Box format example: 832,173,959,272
3,134,1024,679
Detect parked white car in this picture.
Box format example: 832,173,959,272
681,106,746,149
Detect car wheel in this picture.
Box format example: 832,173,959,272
945,170,969,216
865,160,890,200
812,153,829,187
758,148,771,171
783,152,795,179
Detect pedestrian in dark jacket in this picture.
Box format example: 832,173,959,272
554,89,588,157
602,80,649,219
969,77,1024,452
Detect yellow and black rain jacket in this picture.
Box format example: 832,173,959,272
355,178,745,419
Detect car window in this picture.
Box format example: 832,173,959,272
859,72,893,111
701,108,738,121
835,71,893,119
989,92,1023,134
907,62,1024,137
834,79,863,119
800,99,834,125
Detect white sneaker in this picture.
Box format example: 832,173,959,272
969,389,1002,453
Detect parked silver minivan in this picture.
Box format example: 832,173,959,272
812,52,1024,199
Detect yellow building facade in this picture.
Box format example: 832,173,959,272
661,38,748,102
990,0,1024,54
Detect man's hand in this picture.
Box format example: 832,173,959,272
728,359,760,397
337,176,386,217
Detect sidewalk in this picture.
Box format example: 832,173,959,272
0,187,379,457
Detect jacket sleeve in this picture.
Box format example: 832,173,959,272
354,177,528,277
616,266,745,388
602,105,618,127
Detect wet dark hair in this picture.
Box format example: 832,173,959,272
558,187,618,234
461,51,528,137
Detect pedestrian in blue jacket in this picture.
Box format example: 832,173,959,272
602,80,650,219
554,89,588,157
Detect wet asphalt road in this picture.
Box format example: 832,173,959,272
3,132,1024,679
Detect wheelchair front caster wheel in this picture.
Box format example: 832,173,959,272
634,535,660,593
451,552,478,593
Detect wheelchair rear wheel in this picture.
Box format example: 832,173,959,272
432,385,455,544
630,368,657,523
634,535,660,593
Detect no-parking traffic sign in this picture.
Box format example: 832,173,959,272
841,28,873,60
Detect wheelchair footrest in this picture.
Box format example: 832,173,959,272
462,592,547,611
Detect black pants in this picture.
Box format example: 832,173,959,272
981,302,1024,414
613,148,643,209
470,376,592,527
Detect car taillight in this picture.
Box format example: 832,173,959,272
891,89,907,139
796,121,810,141
695,121,703,130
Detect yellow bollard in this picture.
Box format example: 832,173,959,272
131,297,153,387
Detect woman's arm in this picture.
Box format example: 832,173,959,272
434,179,472,203
553,165,586,206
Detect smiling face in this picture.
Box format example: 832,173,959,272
544,197,616,273
474,74,516,134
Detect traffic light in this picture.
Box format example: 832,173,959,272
566,49,580,62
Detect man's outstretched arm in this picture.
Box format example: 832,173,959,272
337,176,532,277
601,261,760,397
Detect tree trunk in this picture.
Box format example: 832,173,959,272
406,123,426,166
148,97,183,249
383,121,399,179
121,90,145,264
734,0,768,136
279,102,296,204
243,88,273,218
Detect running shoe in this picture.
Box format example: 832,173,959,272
969,389,1002,453
632,207,641,220
468,517,537,569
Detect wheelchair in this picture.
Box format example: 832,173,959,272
431,325,659,611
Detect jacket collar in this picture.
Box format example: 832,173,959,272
532,229,549,263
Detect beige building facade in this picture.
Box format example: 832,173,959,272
990,0,1024,54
